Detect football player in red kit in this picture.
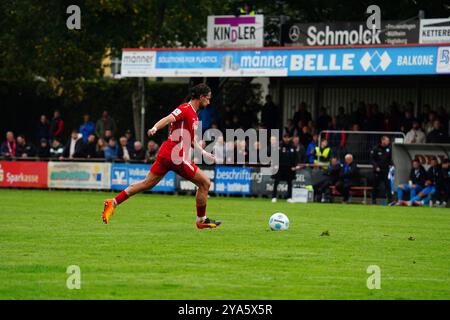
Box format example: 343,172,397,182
102,83,221,229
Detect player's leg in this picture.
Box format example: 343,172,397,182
188,167,221,229
397,183,407,201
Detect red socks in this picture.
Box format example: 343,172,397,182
114,190,129,205
196,204,206,218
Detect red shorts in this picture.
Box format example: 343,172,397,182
150,155,198,180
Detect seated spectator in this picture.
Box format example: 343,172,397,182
117,136,132,161
84,134,98,159
36,115,50,143
145,140,159,163
104,137,118,161
16,135,36,158
37,138,51,158
62,129,86,159
423,112,437,134
313,156,341,203
405,120,426,144
96,138,106,159
50,138,64,158
1,131,17,158
335,154,360,204
283,119,297,137
124,129,136,151
103,129,113,143
131,141,145,161
427,120,449,143
395,159,426,203
79,114,95,142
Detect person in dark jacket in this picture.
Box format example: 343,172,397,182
36,115,50,143
395,158,426,202
62,129,86,159
370,135,392,204
15,135,36,158
426,120,449,143
439,159,449,207
271,134,297,203
407,156,443,206
335,154,360,203
84,134,98,159
37,138,51,158
1,131,16,158
131,141,146,161
49,110,64,142
313,156,341,202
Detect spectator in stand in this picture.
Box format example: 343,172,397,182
326,117,346,159
400,109,415,133
117,136,132,161
84,134,98,159
225,140,236,164
306,134,318,164
49,138,64,158
212,136,225,164
261,95,279,130
313,156,341,203
405,120,426,144
299,125,312,149
370,104,384,131
423,112,437,134
79,114,95,142
145,140,159,163
370,136,393,204
335,154,360,204
36,115,50,143
131,141,145,161
124,129,135,151
336,106,351,130
95,110,117,139
37,138,51,158
418,104,431,125
316,107,331,134
427,120,449,143
293,102,312,130
236,139,248,164
437,106,449,134
62,129,86,159
292,136,306,165
16,135,36,158
1,131,16,158
284,119,297,137
96,138,106,159
394,158,426,204
103,129,113,144
405,120,426,143
104,137,118,161
344,123,364,163
49,110,64,142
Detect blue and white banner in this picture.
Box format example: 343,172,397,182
111,163,175,192
122,45,450,77
214,166,252,195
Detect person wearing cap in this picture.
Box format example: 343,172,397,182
37,138,51,158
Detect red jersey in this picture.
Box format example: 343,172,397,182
157,102,199,161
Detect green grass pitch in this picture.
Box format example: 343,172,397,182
0,189,449,299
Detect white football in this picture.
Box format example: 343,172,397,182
269,212,289,231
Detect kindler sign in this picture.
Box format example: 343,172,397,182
207,15,264,48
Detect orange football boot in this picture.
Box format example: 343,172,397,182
102,199,115,224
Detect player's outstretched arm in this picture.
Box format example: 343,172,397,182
148,114,176,136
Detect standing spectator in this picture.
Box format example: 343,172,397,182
400,109,415,133
423,112,437,134
50,138,64,158
145,140,159,163
131,141,145,161
299,126,312,149
95,110,117,138
36,115,50,143
316,107,331,134
79,114,95,142
62,129,86,159
405,120,426,144
336,106,350,130
418,104,431,125
84,134,98,159
427,120,449,143
16,135,36,158
117,136,132,161
395,158,426,203
104,137,118,161
261,95,279,130
335,154,360,204
49,110,64,142
370,136,393,204
293,102,312,130
271,134,297,203
37,138,51,158
292,136,306,165
1,131,16,158
306,134,318,164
